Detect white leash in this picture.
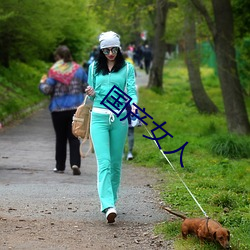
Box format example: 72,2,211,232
143,124,209,218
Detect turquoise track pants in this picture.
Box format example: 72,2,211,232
90,111,128,212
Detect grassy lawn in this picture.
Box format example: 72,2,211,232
127,58,250,250
0,60,49,123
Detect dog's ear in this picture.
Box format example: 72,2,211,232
213,231,217,240
227,230,230,240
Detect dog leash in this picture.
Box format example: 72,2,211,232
143,124,209,218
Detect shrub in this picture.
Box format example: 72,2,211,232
210,134,250,158
210,191,237,209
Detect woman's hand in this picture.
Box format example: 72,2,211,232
40,74,47,83
85,86,96,97
131,103,138,114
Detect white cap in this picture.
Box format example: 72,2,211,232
99,31,121,49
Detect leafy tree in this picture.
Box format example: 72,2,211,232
232,0,250,39
164,2,184,44
91,0,155,47
191,0,250,134
183,1,218,113
0,0,99,67
0,0,57,66
54,1,99,62
232,0,250,95
148,0,177,89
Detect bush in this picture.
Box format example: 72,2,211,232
210,191,237,209
0,60,48,122
210,134,250,158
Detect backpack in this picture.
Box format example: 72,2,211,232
72,95,93,158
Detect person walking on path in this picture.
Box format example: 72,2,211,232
143,44,153,75
123,51,138,160
85,31,138,223
39,45,88,176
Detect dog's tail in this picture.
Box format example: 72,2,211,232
162,206,187,220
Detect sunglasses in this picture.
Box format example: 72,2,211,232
102,47,119,55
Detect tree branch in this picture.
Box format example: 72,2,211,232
190,0,216,37
167,1,178,9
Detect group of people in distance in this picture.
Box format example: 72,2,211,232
126,43,152,75
39,31,145,223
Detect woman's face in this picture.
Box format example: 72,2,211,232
102,47,118,61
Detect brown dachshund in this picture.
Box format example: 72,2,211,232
162,207,231,249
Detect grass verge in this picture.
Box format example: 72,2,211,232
0,60,50,125
126,58,250,250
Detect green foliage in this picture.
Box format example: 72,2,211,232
92,0,155,45
155,221,181,240
0,60,49,122
0,0,100,66
232,0,250,39
210,134,250,159
164,0,213,45
236,37,250,95
165,2,184,44
202,121,217,136
129,58,250,249
210,192,238,209
198,39,250,95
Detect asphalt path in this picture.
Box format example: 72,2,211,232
0,69,172,249
0,106,166,223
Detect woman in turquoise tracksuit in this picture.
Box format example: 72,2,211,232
86,31,138,223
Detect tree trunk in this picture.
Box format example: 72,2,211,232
212,0,250,134
184,5,218,114
147,0,168,89
191,0,250,134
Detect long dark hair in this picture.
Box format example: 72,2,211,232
95,48,126,75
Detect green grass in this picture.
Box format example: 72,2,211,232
0,60,50,123
126,58,250,250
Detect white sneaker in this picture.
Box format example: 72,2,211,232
72,165,81,175
53,168,64,173
105,207,117,223
127,152,133,160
